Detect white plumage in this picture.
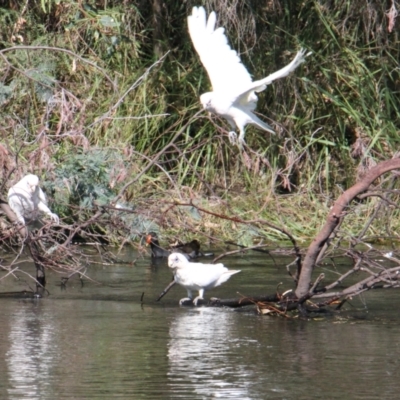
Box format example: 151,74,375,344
168,252,241,305
188,6,311,145
7,174,59,225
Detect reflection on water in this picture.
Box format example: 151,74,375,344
7,303,54,400
0,250,399,399
168,308,254,399
167,307,400,400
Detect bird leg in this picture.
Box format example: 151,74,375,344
228,128,246,148
179,289,193,305
238,128,247,147
192,289,205,306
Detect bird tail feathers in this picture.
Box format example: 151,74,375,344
215,269,241,286
248,112,275,134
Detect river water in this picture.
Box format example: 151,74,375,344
0,248,399,399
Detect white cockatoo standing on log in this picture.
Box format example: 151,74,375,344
188,6,311,145
168,252,241,305
7,174,59,225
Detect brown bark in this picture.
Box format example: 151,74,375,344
295,158,400,298
208,294,280,308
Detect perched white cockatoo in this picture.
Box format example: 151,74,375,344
168,252,241,305
188,6,311,145
7,174,59,225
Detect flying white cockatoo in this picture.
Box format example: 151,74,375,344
188,6,311,145
168,252,241,305
8,174,59,225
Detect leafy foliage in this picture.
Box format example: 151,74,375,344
43,149,158,240
45,150,120,215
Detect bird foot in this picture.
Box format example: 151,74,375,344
228,131,237,145
228,131,246,149
50,213,60,224
179,297,193,306
192,296,204,306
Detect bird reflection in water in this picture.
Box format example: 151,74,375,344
167,308,252,399
6,305,54,399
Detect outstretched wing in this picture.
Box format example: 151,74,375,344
188,6,253,94
234,48,310,110
242,49,311,97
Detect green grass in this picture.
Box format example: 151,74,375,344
0,0,399,246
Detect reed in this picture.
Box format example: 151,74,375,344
0,0,399,244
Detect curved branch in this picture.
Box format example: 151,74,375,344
295,158,400,298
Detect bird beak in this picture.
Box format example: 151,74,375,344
145,235,151,246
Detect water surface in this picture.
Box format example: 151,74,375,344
0,249,399,399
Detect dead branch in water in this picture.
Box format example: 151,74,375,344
205,158,400,313
296,158,400,299
0,196,139,294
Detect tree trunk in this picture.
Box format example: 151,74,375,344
295,158,400,298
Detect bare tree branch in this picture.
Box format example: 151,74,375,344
296,158,400,298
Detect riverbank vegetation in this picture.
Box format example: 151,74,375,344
1,0,399,243
0,1,400,309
